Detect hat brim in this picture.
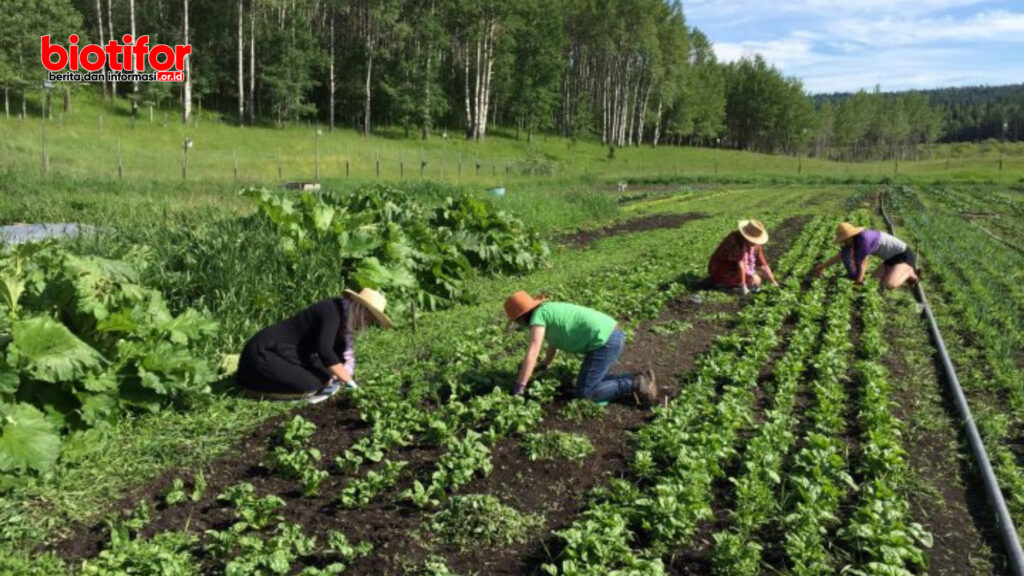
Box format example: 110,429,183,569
740,230,769,245
834,227,866,244
506,297,546,327
738,220,769,245
343,289,394,329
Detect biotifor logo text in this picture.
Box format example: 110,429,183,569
41,34,191,83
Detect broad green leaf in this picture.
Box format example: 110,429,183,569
0,365,19,396
0,275,25,317
77,393,120,427
0,403,61,474
8,316,105,383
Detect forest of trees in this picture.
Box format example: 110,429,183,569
0,0,1017,160
816,84,1024,153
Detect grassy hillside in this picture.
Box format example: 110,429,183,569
2,91,1023,191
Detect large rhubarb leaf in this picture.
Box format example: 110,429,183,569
0,403,60,474
7,316,104,383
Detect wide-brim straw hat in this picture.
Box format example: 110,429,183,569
834,222,866,244
738,219,769,245
343,288,393,329
504,291,546,324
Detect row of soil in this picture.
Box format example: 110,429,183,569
884,294,1005,575
417,215,810,575
558,212,707,248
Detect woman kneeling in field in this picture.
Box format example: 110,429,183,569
504,291,657,406
708,219,780,295
814,222,920,290
236,288,392,403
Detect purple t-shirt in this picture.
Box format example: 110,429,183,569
840,229,907,279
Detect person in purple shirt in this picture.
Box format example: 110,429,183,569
814,222,920,290
236,288,392,402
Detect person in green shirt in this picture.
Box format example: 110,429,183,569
503,291,657,405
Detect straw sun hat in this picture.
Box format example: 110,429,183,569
834,222,866,244
738,219,769,245
343,288,393,329
504,291,546,324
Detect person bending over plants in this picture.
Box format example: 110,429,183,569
504,291,657,406
236,288,392,403
814,222,920,290
707,219,779,295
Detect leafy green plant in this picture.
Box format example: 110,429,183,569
0,243,218,486
560,400,605,423
429,494,541,548
222,521,316,576
80,530,199,576
522,431,594,462
270,416,329,496
405,430,493,508
241,185,548,315
420,555,459,576
649,319,693,336
216,483,285,531
163,471,206,506
338,460,407,508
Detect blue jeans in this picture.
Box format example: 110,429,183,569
576,329,634,402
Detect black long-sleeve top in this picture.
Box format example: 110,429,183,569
249,297,355,376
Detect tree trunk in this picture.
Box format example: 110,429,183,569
601,72,609,144
95,0,108,99
653,97,662,147
64,87,71,113
622,72,630,145
421,51,431,140
130,0,138,117
363,53,372,137
182,0,191,123
637,81,650,146
463,45,472,138
472,30,482,140
249,0,255,124
328,11,335,131
478,20,495,141
237,0,244,125
3,87,8,118
107,0,116,98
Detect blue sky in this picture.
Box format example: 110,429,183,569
687,0,1024,93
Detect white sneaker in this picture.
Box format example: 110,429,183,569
307,382,342,405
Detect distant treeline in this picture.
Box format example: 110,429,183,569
1,0,1008,161
816,84,1024,146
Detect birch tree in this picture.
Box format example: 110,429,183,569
237,0,244,125
182,0,191,123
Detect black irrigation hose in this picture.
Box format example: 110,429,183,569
879,191,1024,576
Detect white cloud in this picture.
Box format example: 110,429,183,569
703,2,1024,92
688,0,996,19
827,10,1024,46
714,36,823,69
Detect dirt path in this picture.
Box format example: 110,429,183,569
558,212,706,249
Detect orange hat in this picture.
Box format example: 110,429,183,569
834,222,866,244
504,291,545,323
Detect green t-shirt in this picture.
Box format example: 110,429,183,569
530,302,617,354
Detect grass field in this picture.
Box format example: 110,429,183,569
1,92,1023,575
3,91,1024,188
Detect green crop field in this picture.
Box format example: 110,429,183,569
2,90,1024,576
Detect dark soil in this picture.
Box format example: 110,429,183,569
886,304,1007,576
342,288,744,575
52,215,811,575
558,212,707,249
